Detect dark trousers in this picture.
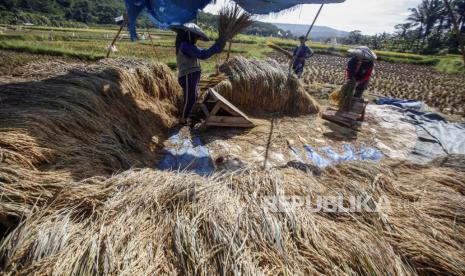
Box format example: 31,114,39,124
178,71,201,119
292,60,305,77
354,80,369,98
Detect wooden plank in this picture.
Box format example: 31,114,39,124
206,121,255,128
209,102,222,117
208,89,252,120
207,91,219,102
200,104,209,117
327,107,362,120
216,102,241,117
323,111,354,123
206,115,255,128
322,113,355,128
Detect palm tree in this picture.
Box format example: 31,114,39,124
444,0,465,64
407,5,426,52
422,0,443,47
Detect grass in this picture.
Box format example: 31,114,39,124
435,56,465,74
0,25,463,74
0,40,104,61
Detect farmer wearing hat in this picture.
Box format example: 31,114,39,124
346,46,377,98
171,23,225,124
292,36,314,77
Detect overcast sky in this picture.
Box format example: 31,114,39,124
204,0,422,35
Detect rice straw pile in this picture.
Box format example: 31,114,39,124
215,56,320,115
1,160,464,275
0,60,183,226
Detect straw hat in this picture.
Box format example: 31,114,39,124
170,22,209,41
348,46,377,61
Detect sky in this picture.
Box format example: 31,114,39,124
204,0,422,35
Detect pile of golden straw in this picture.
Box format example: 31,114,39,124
215,56,320,115
0,59,182,181
1,161,464,275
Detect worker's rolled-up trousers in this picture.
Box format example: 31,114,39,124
179,71,201,119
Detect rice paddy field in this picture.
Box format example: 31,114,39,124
1,25,463,116
1,25,465,275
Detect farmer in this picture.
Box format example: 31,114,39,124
346,46,377,98
292,36,314,77
171,23,225,124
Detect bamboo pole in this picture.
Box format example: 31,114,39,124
225,41,233,61
147,28,160,61
106,20,126,58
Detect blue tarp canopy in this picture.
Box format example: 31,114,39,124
125,0,345,40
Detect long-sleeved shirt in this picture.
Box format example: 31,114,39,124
177,41,222,77
293,45,314,60
346,57,374,83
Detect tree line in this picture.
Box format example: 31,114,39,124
339,0,465,62
0,1,289,38
0,0,125,26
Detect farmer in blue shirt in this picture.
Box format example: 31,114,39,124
171,23,225,125
292,36,314,77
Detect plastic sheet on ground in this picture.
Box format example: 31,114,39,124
291,143,383,168
125,0,345,40
159,129,214,176
375,97,424,111
405,111,465,162
365,105,418,160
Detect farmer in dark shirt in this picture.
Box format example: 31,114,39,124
292,36,314,77
171,23,225,124
346,46,377,98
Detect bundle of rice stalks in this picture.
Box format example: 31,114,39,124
218,4,253,42
1,161,464,275
0,59,183,223
266,41,293,59
215,56,320,115
199,73,227,92
329,79,357,110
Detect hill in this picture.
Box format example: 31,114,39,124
272,23,349,40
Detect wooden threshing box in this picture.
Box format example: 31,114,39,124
322,98,369,129
199,89,255,128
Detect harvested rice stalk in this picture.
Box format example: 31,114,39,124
266,41,293,59
218,5,253,42
0,59,183,180
218,4,253,61
1,162,465,275
338,79,357,110
199,73,227,92
216,56,320,115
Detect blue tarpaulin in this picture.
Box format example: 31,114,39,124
376,98,465,162
291,144,383,168
125,0,345,40
405,111,465,161
375,97,424,111
159,129,214,176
